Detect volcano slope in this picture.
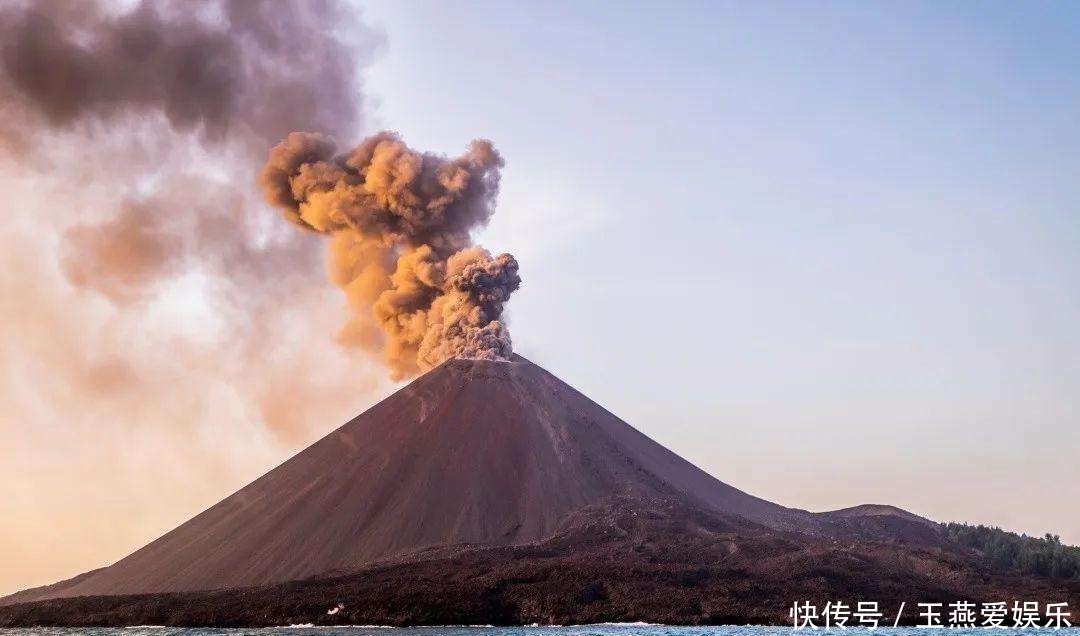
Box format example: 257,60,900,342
2,356,1077,625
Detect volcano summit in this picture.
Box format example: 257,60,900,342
2,356,1077,626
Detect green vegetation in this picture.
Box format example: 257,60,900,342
943,522,1080,580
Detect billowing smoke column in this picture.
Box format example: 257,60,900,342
262,131,521,379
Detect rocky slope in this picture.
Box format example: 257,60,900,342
4,355,1075,626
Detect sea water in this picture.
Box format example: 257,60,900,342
1,627,1079,636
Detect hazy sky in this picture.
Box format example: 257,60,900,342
360,0,1079,540
2,1,1078,597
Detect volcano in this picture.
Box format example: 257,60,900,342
4,355,815,598
3,355,1078,625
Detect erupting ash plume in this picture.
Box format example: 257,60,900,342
262,132,521,379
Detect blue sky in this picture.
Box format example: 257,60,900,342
361,1,1079,540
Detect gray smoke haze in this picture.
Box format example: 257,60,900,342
0,0,361,146
262,131,522,379
0,0,373,304
0,0,382,441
